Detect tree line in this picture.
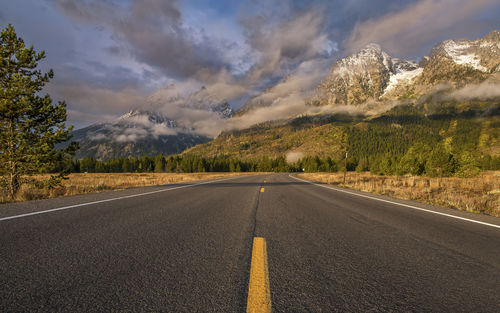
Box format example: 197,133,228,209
56,155,301,174
54,149,500,178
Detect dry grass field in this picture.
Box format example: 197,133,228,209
2,172,256,203
3,172,499,217
297,171,500,217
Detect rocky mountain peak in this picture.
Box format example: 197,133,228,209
392,58,419,72
186,87,234,118
333,43,392,77
314,43,396,106
416,30,500,87
428,31,500,73
483,30,500,42
147,85,234,119
315,30,499,107
118,109,177,128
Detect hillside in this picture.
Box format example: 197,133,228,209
184,115,349,159
184,102,500,173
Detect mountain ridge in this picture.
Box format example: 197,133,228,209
69,84,235,160
72,31,500,159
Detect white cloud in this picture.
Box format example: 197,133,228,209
346,0,499,56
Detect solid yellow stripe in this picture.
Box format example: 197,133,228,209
246,237,272,313
260,187,265,192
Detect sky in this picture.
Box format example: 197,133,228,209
1,0,500,130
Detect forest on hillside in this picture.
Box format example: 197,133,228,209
56,102,500,178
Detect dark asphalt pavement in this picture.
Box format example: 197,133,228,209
1,174,499,312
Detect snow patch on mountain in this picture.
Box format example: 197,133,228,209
384,67,423,95
442,40,488,72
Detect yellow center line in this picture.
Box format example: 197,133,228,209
260,187,265,192
247,237,272,313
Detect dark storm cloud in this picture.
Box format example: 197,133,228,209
50,60,146,92
105,45,121,55
54,0,229,79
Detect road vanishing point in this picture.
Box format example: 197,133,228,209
1,174,499,312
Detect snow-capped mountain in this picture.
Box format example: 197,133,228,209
417,30,500,88
70,85,235,159
70,109,210,160
315,30,500,106
184,86,234,119
315,43,394,106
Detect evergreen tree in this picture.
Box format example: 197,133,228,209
399,143,431,175
455,151,481,178
0,25,76,198
154,155,166,173
425,144,455,177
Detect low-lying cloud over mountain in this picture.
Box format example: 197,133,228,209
3,0,499,131
66,29,500,159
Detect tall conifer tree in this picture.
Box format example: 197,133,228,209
0,25,76,198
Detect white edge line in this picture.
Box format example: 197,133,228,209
0,175,250,222
289,174,500,229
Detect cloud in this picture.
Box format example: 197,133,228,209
448,81,500,100
134,56,333,138
54,0,231,79
115,128,149,143
346,0,500,56
173,6,339,112
240,10,335,84
112,116,178,143
286,151,304,163
46,82,147,129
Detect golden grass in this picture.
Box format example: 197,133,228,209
297,171,500,217
1,172,257,203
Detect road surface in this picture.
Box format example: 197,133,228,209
1,174,499,312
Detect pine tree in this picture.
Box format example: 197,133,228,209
154,155,166,173
0,25,76,198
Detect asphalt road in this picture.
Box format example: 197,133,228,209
1,174,499,312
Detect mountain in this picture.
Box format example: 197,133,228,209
148,85,234,119
314,43,394,106
416,30,500,87
71,32,499,161
183,103,500,162
69,84,235,160
184,86,234,119
71,109,210,160
313,30,500,106
184,31,500,162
